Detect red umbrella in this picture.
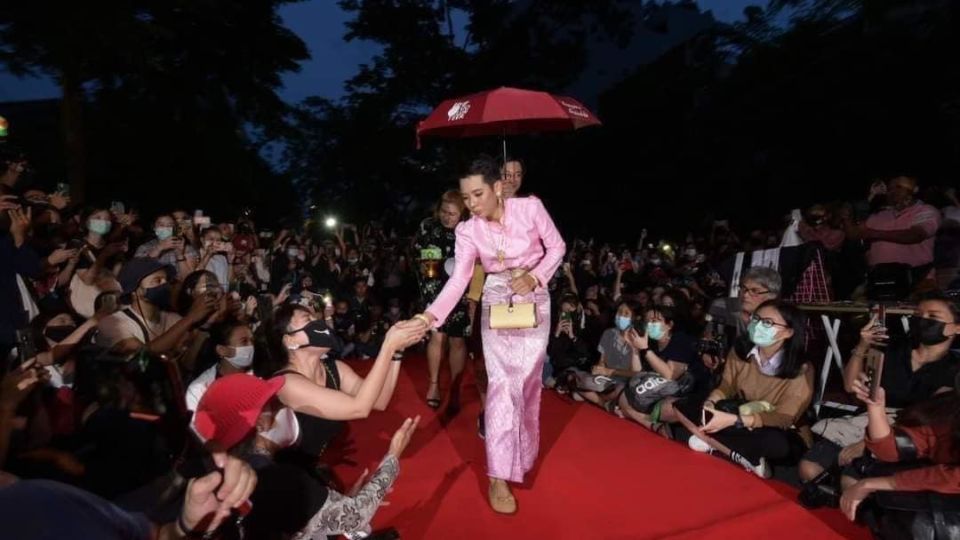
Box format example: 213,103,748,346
415,86,601,152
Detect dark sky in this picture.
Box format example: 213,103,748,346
0,1,756,105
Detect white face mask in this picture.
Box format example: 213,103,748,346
224,345,254,368
260,407,300,448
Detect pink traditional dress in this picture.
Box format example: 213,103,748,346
426,196,565,482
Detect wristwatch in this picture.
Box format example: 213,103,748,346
734,414,745,429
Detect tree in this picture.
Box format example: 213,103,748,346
286,0,635,227
0,1,308,218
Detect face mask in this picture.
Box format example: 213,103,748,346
646,322,665,341
287,319,339,351
684,249,697,259
88,218,112,236
155,227,174,241
748,320,779,348
142,283,172,310
389,307,401,316
649,257,662,266
615,316,632,332
348,257,359,265
910,316,950,346
44,325,76,343
260,407,300,448
224,344,255,368
287,248,300,258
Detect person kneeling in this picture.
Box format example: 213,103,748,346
192,373,420,539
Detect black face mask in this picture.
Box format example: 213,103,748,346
44,325,76,343
142,283,172,310
910,315,951,346
287,319,339,351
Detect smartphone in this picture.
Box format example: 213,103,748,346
870,304,886,330
865,351,885,401
110,201,125,215
13,328,37,371
55,182,70,196
257,294,274,323
95,291,120,315
870,304,887,349
193,216,211,227
560,311,572,322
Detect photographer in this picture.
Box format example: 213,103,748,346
839,373,960,532
96,259,218,358
134,214,197,279
199,227,233,291
547,293,593,377
1,195,41,362
707,266,781,342
799,295,960,487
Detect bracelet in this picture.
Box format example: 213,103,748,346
413,314,431,326
176,514,205,539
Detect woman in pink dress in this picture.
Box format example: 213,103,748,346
412,155,565,514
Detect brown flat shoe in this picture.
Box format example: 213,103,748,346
488,481,517,514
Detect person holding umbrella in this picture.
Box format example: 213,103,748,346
411,155,566,514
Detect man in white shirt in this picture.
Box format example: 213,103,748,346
97,258,217,357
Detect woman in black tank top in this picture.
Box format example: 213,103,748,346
266,305,425,464
275,358,345,460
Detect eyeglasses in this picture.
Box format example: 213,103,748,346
750,315,790,329
742,287,771,297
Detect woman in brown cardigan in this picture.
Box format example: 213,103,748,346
677,300,814,478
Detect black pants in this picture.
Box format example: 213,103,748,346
673,396,806,465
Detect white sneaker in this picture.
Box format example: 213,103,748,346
729,452,773,479
751,457,773,479
572,392,585,402
688,435,713,454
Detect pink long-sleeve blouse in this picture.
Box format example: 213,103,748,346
425,196,566,327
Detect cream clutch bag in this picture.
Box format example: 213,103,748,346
489,298,538,329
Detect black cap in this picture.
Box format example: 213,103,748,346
118,258,174,295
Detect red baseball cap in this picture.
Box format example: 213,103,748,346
193,374,286,449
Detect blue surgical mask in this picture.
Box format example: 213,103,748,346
155,227,174,241
88,218,112,236
615,316,632,332
646,321,665,341
748,320,779,347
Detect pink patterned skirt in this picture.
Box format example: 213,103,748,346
480,272,551,483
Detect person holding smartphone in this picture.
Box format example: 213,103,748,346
839,371,960,525
547,293,592,378
134,214,198,279
799,294,960,486
199,227,233,291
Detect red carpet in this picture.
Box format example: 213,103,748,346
332,356,869,539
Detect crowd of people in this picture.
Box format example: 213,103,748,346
2,139,960,538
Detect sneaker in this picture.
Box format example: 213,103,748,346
728,452,773,479
477,412,486,440
572,392,585,402
544,376,557,389
688,435,714,454
751,457,773,479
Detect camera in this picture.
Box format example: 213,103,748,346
697,337,725,357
